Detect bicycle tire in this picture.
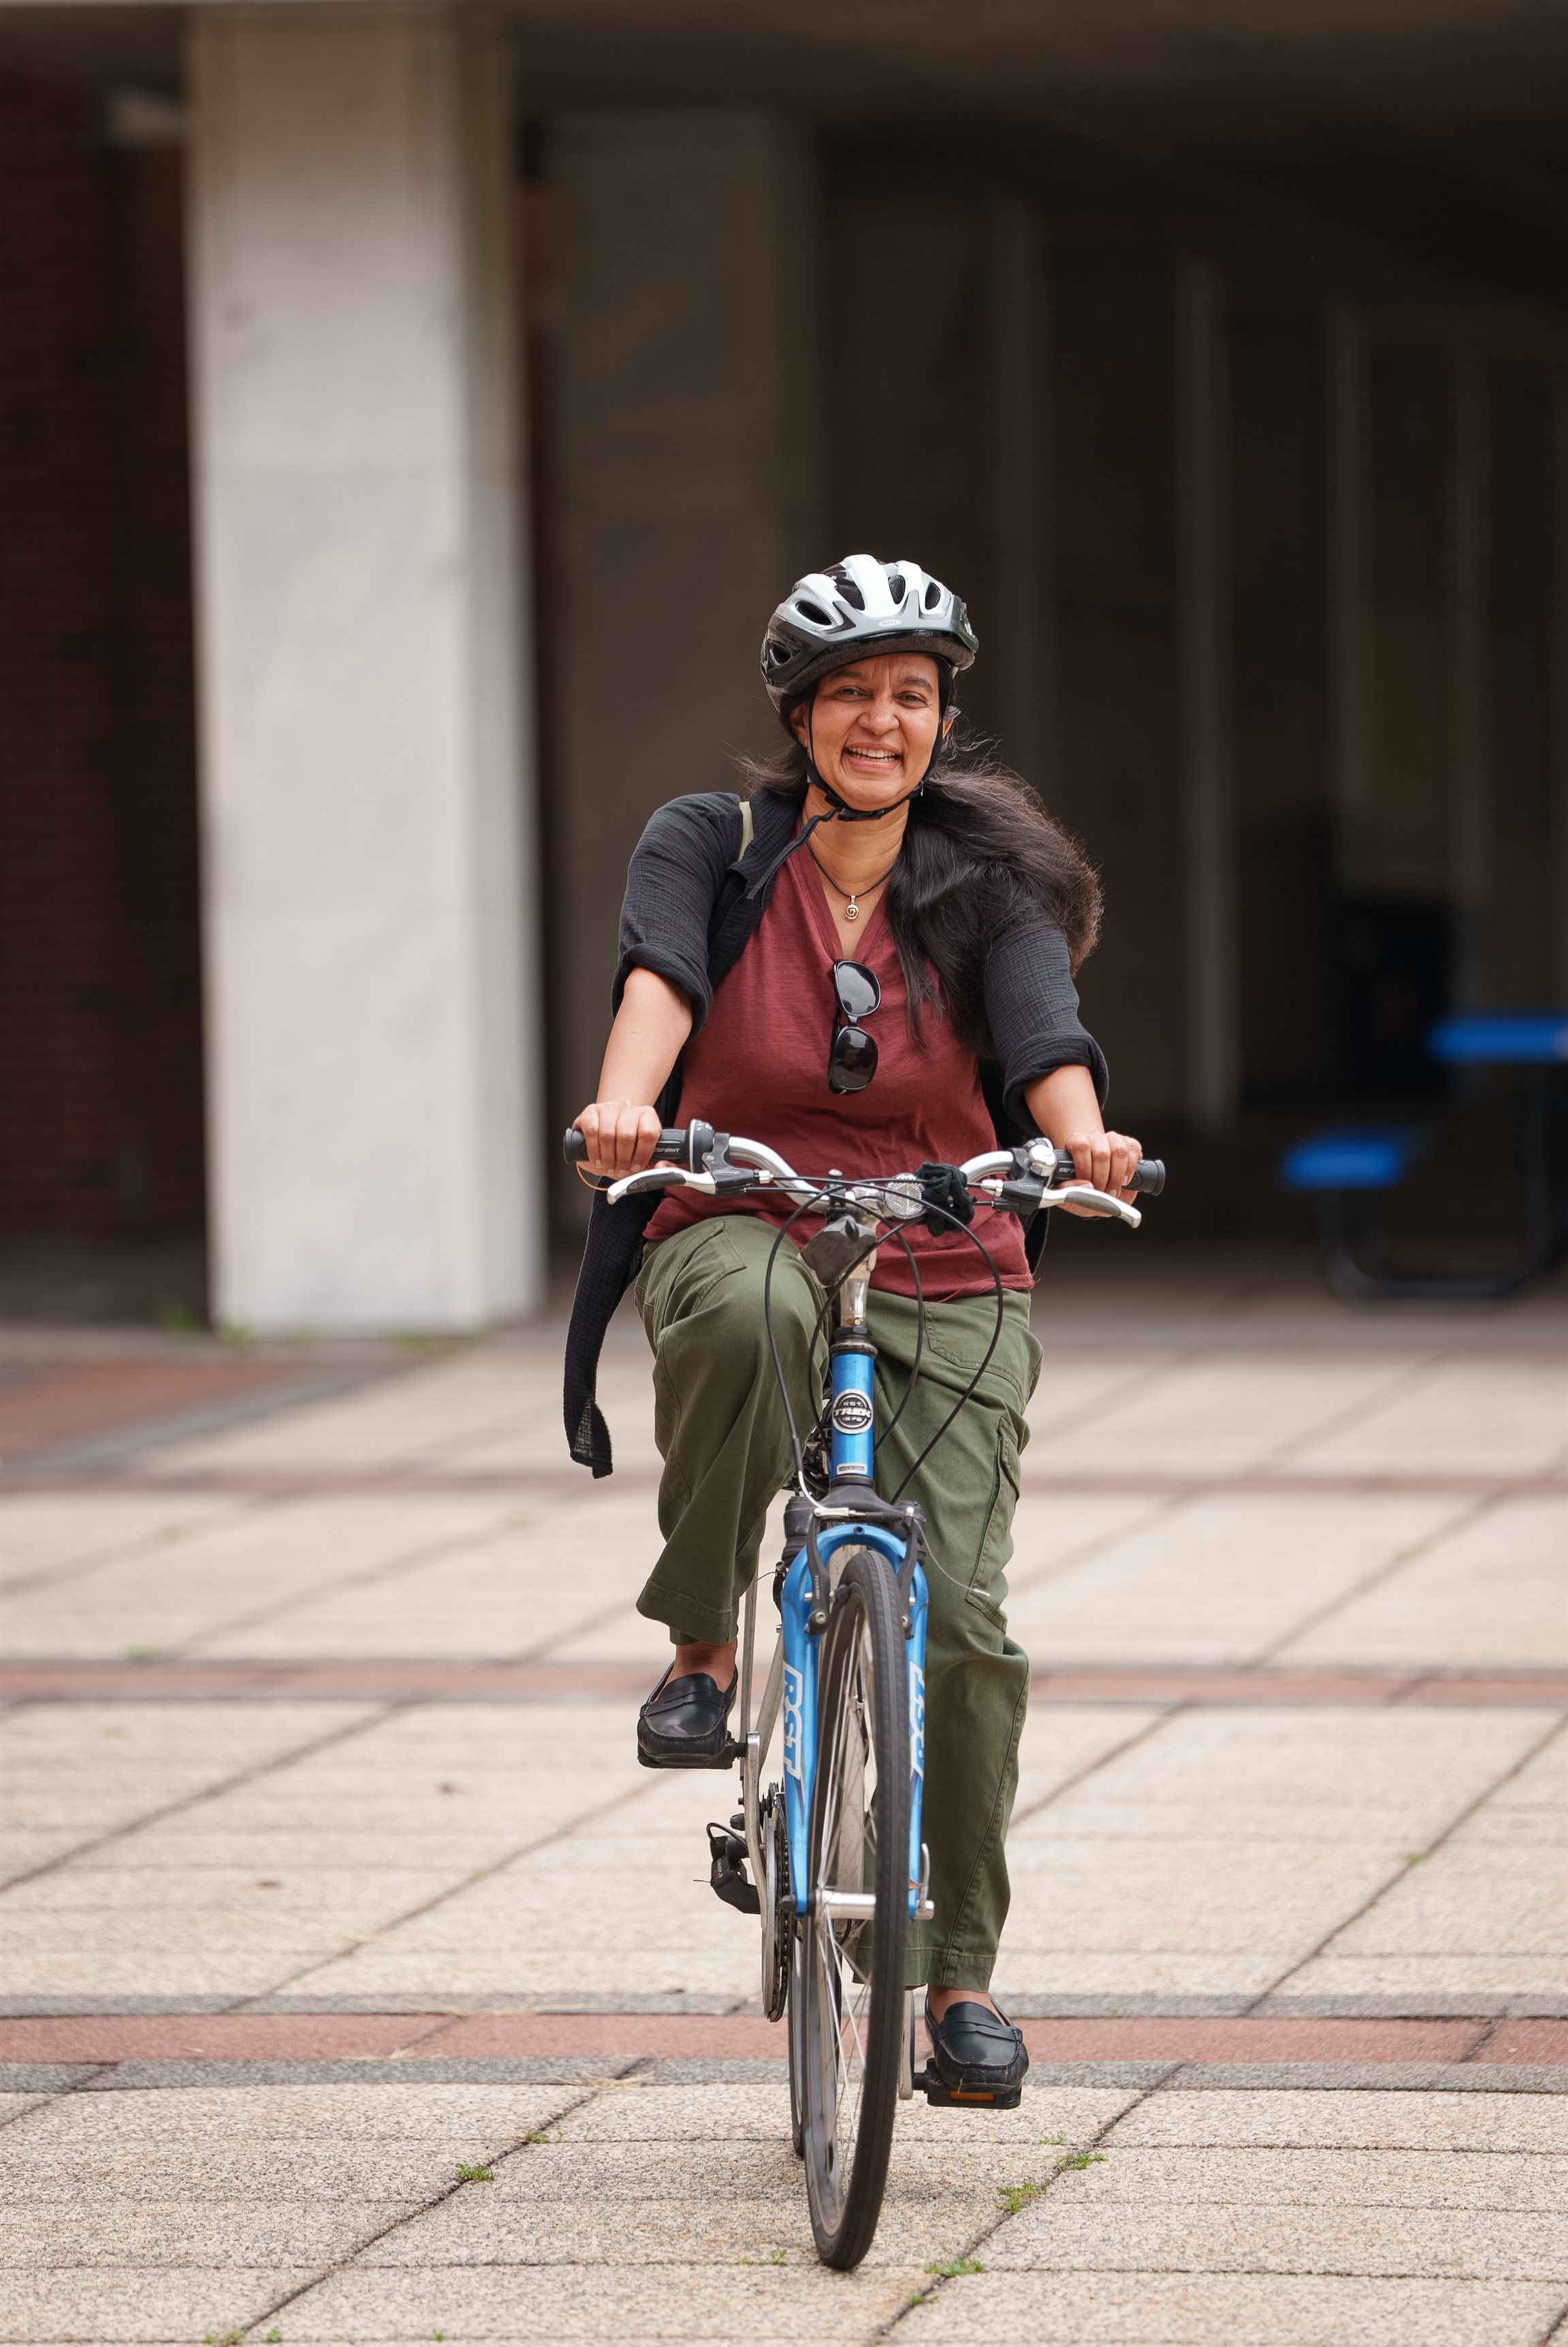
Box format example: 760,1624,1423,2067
797,1546,911,2268
787,1921,806,2158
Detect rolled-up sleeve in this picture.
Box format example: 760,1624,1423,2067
983,910,1109,1128
612,795,736,1031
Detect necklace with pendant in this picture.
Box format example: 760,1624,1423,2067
808,842,900,923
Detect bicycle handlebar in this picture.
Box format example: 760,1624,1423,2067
564,1123,1165,1196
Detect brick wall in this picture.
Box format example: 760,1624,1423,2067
0,70,205,1238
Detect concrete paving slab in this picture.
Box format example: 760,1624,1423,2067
1,1867,457,1917
297,1938,758,2002
0,2141,480,2203
1013,1703,1554,1823
196,1499,660,1666
975,1492,1174,1586
0,2267,316,2343
1005,1492,1467,1666
1039,2144,1568,2210
1284,1955,1568,2001
1287,1358,1568,1480
0,2091,52,2126
1318,1840,1567,1958
546,2080,1138,2147
8,2080,585,2140
0,2199,417,2267
0,1494,242,1590
0,1702,379,1862
362,2187,1002,2271
1277,1495,1568,1669
898,2268,1568,2344
140,1355,552,1473
276,2260,924,2339
1000,1835,1410,1956
1021,1356,1418,1477
986,2197,1567,2278
1,1494,517,1660
1105,2088,1568,2150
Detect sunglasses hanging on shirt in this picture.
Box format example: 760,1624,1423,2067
828,959,881,1094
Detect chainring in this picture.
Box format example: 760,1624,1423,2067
760,1786,791,2022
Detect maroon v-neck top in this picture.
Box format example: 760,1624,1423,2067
644,847,1032,1298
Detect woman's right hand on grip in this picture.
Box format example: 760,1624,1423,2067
572,1101,664,1180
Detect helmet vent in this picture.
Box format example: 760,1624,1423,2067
760,555,977,713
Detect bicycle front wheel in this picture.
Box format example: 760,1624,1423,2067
798,1546,911,2269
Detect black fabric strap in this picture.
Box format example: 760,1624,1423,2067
564,792,793,1476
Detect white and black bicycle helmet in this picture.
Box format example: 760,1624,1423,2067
761,554,978,715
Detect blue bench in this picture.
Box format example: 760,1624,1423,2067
1280,1012,1568,1301
1280,1126,1429,1194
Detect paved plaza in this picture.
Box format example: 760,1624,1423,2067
1,1246,1565,2342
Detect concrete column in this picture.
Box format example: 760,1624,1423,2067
1177,258,1239,1131
989,196,1045,787
186,7,541,1330
1448,346,1490,1003
551,112,821,1188
1327,310,1371,851
1556,389,1568,1001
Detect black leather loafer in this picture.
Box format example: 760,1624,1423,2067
923,1996,1030,2106
636,1662,739,1769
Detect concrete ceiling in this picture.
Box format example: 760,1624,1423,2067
2,0,1565,307
1,0,1565,125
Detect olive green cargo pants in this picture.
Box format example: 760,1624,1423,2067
634,1213,1041,1991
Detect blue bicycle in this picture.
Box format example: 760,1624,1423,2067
585,1123,1162,2267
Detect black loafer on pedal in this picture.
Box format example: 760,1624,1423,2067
920,1997,1029,2108
636,1662,739,1769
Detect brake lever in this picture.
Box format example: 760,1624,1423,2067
605,1167,716,1204
1048,1183,1142,1227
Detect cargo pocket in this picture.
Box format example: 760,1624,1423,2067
967,1413,1023,1628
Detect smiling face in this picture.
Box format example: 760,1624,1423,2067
787,652,950,809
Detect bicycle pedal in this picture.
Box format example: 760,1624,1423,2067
915,2062,1022,2112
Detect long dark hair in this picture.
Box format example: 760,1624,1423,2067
734,734,1102,1058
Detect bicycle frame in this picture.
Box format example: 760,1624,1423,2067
736,1256,933,1932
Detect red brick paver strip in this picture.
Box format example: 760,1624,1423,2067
1474,2020,1568,2065
0,2014,456,2062
3,1660,1564,1707
10,2014,1565,2066
0,1359,294,1457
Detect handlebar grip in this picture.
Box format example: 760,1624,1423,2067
1045,1151,1166,1196
561,1124,696,1167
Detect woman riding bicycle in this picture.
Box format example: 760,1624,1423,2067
566,555,1141,2103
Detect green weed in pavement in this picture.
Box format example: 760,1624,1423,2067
926,2257,985,2277
1057,2150,1107,2171
455,2162,495,2182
